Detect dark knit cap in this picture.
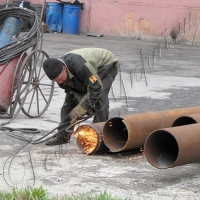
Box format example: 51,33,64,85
43,58,63,80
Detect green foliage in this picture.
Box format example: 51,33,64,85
0,187,126,200
67,190,120,200
87,190,120,200
0,186,48,200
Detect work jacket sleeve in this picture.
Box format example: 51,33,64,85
73,63,103,111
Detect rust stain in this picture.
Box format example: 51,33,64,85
115,9,200,43
116,14,154,37
134,18,154,35
124,14,133,34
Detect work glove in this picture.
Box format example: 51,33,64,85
69,104,87,124
87,107,95,117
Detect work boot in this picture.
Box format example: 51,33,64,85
45,135,71,145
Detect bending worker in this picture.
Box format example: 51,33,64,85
43,48,119,145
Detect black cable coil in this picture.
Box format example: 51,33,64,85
0,6,43,65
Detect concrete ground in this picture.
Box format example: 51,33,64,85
1,33,200,200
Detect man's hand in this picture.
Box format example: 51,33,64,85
87,107,95,116
69,104,87,124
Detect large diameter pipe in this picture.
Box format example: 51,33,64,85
144,123,200,169
172,113,200,127
74,122,109,155
103,106,200,152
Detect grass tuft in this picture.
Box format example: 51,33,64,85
0,186,48,200
0,187,128,200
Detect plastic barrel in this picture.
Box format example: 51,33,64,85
0,17,22,48
45,2,63,33
63,4,81,34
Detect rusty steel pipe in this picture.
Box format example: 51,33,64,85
74,122,109,155
103,106,200,152
172,113,200,127
144,123,200,169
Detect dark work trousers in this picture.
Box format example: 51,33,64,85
56,62,119,139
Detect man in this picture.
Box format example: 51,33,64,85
43,48,119,145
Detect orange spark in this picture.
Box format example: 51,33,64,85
74,125,98,154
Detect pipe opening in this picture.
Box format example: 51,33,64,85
74,125,99,155
172,116,197,127
145,130,178,169
103,117,128,152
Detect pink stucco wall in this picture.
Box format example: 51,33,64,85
77,0,200,42
1,0,200,43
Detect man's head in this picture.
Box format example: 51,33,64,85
43,58,67,84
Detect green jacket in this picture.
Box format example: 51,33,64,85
58,48,119,110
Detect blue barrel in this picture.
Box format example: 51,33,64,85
63,4,81,34
0,17,22,48
46,2,63,33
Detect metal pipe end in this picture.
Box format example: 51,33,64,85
74,124,105,155
103,117,128,152
144,130,178,169
172,116,197,127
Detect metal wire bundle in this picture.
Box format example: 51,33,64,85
0,6,43,65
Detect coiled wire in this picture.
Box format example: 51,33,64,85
0,6,43,65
